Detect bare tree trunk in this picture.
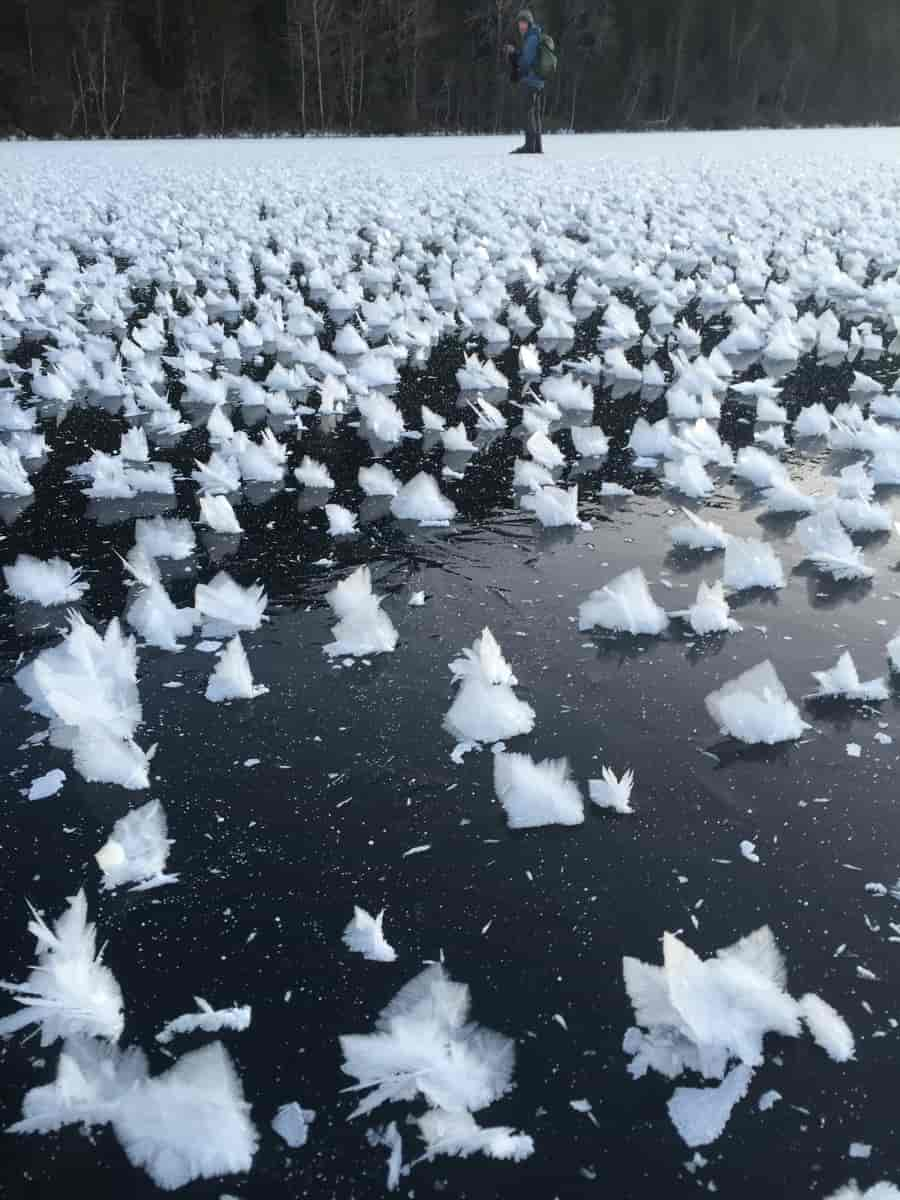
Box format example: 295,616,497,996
410,1,419,129
666,2,690,124
357,39,366,126
70,47,89,136
313,0,325,129
299,20,307,132
285,0,309,133
22,0,36,83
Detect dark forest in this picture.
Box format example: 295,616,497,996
1,0,897,139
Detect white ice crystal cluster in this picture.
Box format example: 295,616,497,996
340,964,533,1180
705,660,808,745
623,926,855,1147
444,627,535,745
324,565,398,658
15,612,154,789
3,893,258,1192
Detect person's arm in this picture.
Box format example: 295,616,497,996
519,28,539,75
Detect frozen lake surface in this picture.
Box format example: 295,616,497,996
1,130,900,1199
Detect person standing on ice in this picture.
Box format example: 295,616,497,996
506,9,544,155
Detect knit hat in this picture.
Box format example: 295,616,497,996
517,9,535,24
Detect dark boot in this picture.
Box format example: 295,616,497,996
510,143,529,154
531,132,543,154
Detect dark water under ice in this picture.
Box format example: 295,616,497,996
1,305,900,1199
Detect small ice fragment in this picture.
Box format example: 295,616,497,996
205,636,268,703
156,998,252,1045
740,840,760,864
272,1101,316,1149
367,1122,403,1191
408,591,427,607
402,844,431,858
667,1065,755,1147
846,743,862,758
27,769,66,801
552,1014,568,1031
412,1108,534,1165
849,1143,872,1159
342,907,397,963
451,741,476,764
589,766,634,813
799,993,856,1062
758,1090,782,1112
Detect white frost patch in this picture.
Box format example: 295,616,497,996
799,993,856,1062
589,766,635,814
112,1042,258,1191
493,752,585,828
205,636,269,702
195,572,267,637
3,555,87,606
15,612,153,790
797,508,874,581
806,652,888,703
342,906,397,963
672,580,741,636
521,484,590,530
390,472,456,525
0,890,123,1045
444,628,535,745
95,799,177,891
156,998,252,1045
705,660,808,745
578,568,669,636
323,566,398,659
667,1064,754,1148
623,925,854,1145
824,1186,899,1200
412,1108,534,1164
670,508,729,551
723,536,785,592
340,963,527,1156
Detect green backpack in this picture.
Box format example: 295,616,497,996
537,31,558,79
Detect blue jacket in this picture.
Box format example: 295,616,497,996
518,24,544,91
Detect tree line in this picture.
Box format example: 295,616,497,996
1,0,898,140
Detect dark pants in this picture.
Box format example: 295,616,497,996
522,87,543,153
